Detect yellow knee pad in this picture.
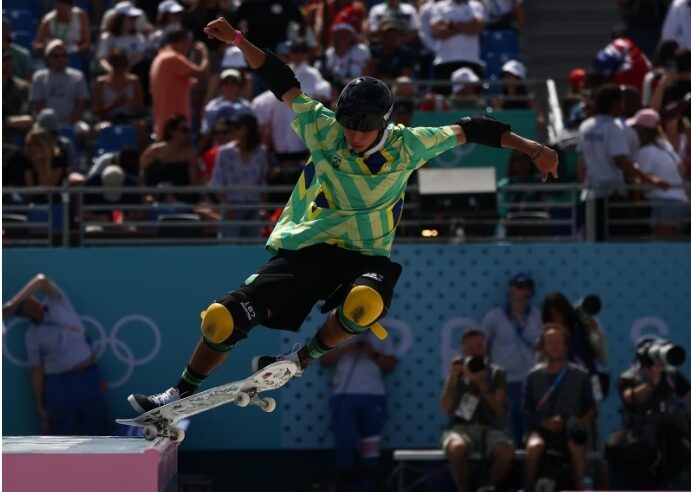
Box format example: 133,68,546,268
200,302,234,344
342,285,384,327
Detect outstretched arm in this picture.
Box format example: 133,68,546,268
451,118,559,182
2,274,61,318
203,18,302,106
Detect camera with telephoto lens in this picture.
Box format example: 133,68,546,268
637,338,686,369
574,294,602,324
563,415,588,445
463,356,486,373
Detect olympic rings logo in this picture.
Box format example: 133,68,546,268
3,314,160,389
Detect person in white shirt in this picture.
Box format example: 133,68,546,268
252,39,332,202
318,22,371,88
367,0,420,43
96,3,147,73
628,108,690,236
429,0,485,94
2,274,109,436
661,0,691,51
479,273,541,447
577,84,668,239
320,331,397,491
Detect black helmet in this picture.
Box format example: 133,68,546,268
335,77,393,131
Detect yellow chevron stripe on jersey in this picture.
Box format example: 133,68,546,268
268,93,457,257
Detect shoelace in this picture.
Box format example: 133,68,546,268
276,343,302,361
151,389,177,405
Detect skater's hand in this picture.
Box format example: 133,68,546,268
359,340,377,359
532,144,559,182
204,17,237,44
644,363,665,386
37,407,51,433
541,415,563,434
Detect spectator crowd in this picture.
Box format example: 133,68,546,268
1,0,690,243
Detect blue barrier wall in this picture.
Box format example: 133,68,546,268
3,244,690,450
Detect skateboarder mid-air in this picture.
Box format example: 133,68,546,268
128,17,559,414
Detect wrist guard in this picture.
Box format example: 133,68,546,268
252,49,301,101
456,115,511,148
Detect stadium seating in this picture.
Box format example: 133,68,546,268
95,125,139,155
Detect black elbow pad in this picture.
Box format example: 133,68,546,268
252,49,301,101
456,115,511,148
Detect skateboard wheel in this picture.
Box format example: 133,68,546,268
260,397,276,413
143,425,158,441
171,428,186,443
235,392,250,407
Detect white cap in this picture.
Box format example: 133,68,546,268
101,165,125,202
501,59,527,79
451,67,479,93
114,1,143,17
158,0,184,14
221,45,248,69
44,38,66,57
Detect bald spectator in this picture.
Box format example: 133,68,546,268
430,0,485,94
33,0,91,58
150,28,209,140
29,40,89,132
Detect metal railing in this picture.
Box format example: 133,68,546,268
3,183,690,247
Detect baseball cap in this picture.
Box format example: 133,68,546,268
101,165,125,202
626,108,660,128
35,108,59,133
44,39,66,57
220,68,241,82
114,1,143,17
451,67,479,93
158,0,184,14
380,17,405,32
569,68,586,91
501,59,527,80
508,272,533,287
221,45,248,69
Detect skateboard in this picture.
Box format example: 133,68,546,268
116,360,299,442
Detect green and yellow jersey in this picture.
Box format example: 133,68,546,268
266,93,457,257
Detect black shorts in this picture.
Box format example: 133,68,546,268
233,244,402,332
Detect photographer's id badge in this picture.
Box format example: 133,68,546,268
591,374,603,402
455,393,480,421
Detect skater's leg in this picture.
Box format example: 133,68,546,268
296,282,385,368
129,291,268,413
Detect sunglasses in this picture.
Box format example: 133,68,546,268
50,53,69,59
214,128,231,135
176,126,190,133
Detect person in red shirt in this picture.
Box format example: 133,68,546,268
149,28,209,140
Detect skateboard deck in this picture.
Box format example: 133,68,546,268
116,360,298,442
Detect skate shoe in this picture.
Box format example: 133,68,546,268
251,344,303,377
128,387,181,414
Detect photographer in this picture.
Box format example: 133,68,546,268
523,323,596,492
605,337,691,489
541,292,609,402
440,329,514,492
